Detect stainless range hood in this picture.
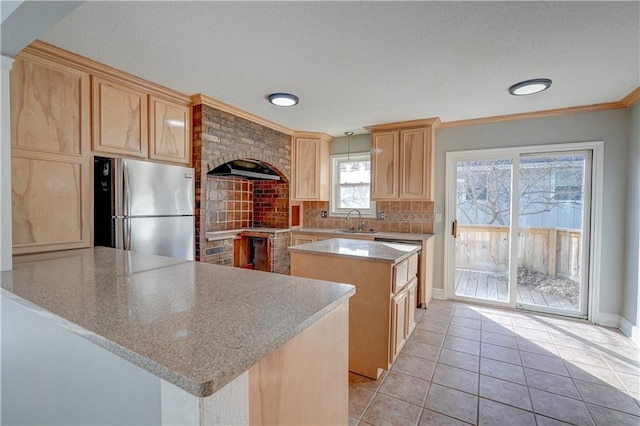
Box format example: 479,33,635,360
208,159,281,181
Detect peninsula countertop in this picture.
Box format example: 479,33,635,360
288,238,420,264
1,247,355,397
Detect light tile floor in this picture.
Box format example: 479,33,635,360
349,300,640,426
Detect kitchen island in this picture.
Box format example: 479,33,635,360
1,247,355,425
289,238,421,379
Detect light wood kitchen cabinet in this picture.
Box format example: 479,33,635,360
390,287,408,361
10,53,92,254
371,131,399,199
406,278,418,335
92,76,148,158
290,244,419,379
400,128,433,199
149,96,191,165
366,118,440,201
292,234,316,245
292,132,333,201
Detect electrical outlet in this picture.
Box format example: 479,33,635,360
435,213,442,223
321,211,328,218
377,211,386,220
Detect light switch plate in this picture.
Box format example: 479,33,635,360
435,213,442,223
321,211,328,218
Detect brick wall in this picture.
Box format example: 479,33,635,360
202,238,234,266
207,176,253,232
192,103,291,261
253,181,289,228
271,231,291,274
303,201,435,234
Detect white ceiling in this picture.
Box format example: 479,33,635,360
41,1,639,136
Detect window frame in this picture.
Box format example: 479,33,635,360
329,152,376,218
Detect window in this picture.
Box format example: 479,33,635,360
330,152,376,217
554,170,583,201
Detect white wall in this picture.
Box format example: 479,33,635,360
434,109,629,318
623,103,640,334
331,133,371,156
1,295,162,425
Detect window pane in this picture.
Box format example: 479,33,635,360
339,161,371,184
339,184,370,208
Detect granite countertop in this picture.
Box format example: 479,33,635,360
288,238,420,264
294,228,435,241
1,247,354,397
206,227,290,241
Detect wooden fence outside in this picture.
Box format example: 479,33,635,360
455,224,581,281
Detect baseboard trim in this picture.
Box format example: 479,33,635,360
432,288,445,300
619,315,640,345
597,312,620,328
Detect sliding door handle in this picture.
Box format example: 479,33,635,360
452,220,458,238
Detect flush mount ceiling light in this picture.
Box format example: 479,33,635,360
267,93,299,107
508,78,552,96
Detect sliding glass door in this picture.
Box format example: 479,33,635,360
447,146,593,318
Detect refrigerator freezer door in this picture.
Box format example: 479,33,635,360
120,158,195,216
127,216,195,261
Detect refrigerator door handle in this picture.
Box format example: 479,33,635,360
123,160,131,219
123,161,131,250
126,217,132,250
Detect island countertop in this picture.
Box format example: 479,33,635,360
288,238,420,264
0,247,355,397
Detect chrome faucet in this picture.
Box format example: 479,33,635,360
346,209,365,232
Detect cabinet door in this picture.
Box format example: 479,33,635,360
406,278,418,336
10,57,88,156
292,235,316,245
92,76,148,157
149,96,191,165
294,137,330,200
371,131,399,200
399,128,432,199
10,55,91,254
390,288,408,362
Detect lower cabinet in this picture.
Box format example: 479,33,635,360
390,278,418,363
390,288,408,361
406,278,418,335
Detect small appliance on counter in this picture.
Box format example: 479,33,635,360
94,156,195,261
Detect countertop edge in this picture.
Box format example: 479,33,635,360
293,228,436,240
1,285,355,398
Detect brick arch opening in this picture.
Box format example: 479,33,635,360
192,103,292,270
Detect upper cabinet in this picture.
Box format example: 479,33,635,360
366,118,440,201
292,132,333,201
371,131,399,199
10,52,92,254
92,76,148,157
9,41,193,255
149,96,191,165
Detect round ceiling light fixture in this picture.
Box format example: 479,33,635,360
508,78,552,96
267,93,299,107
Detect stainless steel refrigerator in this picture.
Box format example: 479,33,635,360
94,157,195,261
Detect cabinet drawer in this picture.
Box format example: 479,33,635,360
393,258,409,293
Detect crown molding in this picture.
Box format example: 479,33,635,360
439,101,627,129
19,40,191,104
364,117,441,132
621,86,640,107
191,94,294,136
292,131,334,141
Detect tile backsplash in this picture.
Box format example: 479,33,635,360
302,201,434,234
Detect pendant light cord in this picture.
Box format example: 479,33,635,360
345,131,354,162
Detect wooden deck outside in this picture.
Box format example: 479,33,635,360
455,269,577,310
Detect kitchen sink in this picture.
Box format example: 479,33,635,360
333,229,378,234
